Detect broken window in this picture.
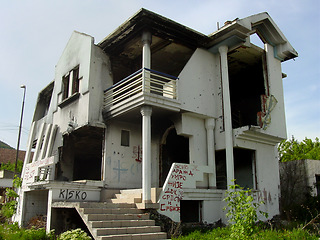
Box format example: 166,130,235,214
215,148,256,189
228,46,267,129
33,82,54,121
57,126,104,181
121,130,130,147
62,65,80,100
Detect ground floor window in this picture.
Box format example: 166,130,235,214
215,148,256,189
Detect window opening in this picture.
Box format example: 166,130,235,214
57,126,103,181
228,47,266,129
215,148,256,189
121,130,130,147
62,65,80,100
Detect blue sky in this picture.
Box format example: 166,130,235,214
0,0,319,149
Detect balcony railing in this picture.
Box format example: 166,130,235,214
104,68,178,108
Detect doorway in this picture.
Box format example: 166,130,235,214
159,126,189,186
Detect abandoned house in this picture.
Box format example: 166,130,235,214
15,9,297,239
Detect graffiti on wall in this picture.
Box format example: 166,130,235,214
113,160,128,182
132,145,142,162
159,164,197,217
58,189,87,200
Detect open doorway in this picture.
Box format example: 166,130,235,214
56,126,104,181
159,126,189,186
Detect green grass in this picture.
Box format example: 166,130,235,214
173,227,319,240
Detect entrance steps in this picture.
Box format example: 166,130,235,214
107,188,161,209
52,201,168,240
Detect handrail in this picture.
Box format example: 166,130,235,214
104,68,178,108
144,68,179,80
104,68,143,92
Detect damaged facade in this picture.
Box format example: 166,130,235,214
15,9,297,238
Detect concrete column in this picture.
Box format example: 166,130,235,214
46,190,53,233
219,45,235,189
205,118,216,188
142,31,152,92
140,105,152,202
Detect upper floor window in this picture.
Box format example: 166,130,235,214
62,65,80,100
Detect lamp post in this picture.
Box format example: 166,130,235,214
15,85,26,173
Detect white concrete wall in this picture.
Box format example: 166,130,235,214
263,43,287,139
88,45,113,123
178,48,219,118
50,32,93,129
104,120,160,189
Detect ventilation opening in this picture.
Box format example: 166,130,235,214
180,200,201,223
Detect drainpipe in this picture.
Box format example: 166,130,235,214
142,31,152,93
219,45,235,189
141,106,152,203
205,118,216,188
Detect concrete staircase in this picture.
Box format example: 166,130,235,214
77,201,167,239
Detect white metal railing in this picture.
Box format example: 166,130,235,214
104,68,178,108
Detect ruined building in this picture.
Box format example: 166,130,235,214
15,9,297,239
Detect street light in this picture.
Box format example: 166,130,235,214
15,85,26,173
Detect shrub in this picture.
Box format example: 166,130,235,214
0,223,55,240
223,181,268,239
58,228,91,240
0,175,22,220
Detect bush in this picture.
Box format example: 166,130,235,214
0,175,22,220
223,181,268,239
58,228,91,240
0,223,55,240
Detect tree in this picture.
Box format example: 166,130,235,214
278,137,320,162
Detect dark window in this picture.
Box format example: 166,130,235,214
72,66,80,94
62,74,70,100
316,175,320,196
121,130,130,147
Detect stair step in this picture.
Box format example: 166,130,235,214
82,208,143,214
110,198,142,204
87,213,149,221
91,220,155,228
79,202,136,209
95,226,161,236
100,232,167,240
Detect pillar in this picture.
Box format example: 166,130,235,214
205,118,216,188
219,45,235,188
141,31,152,92
141,105,152,202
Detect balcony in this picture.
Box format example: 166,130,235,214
103,68,181,119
